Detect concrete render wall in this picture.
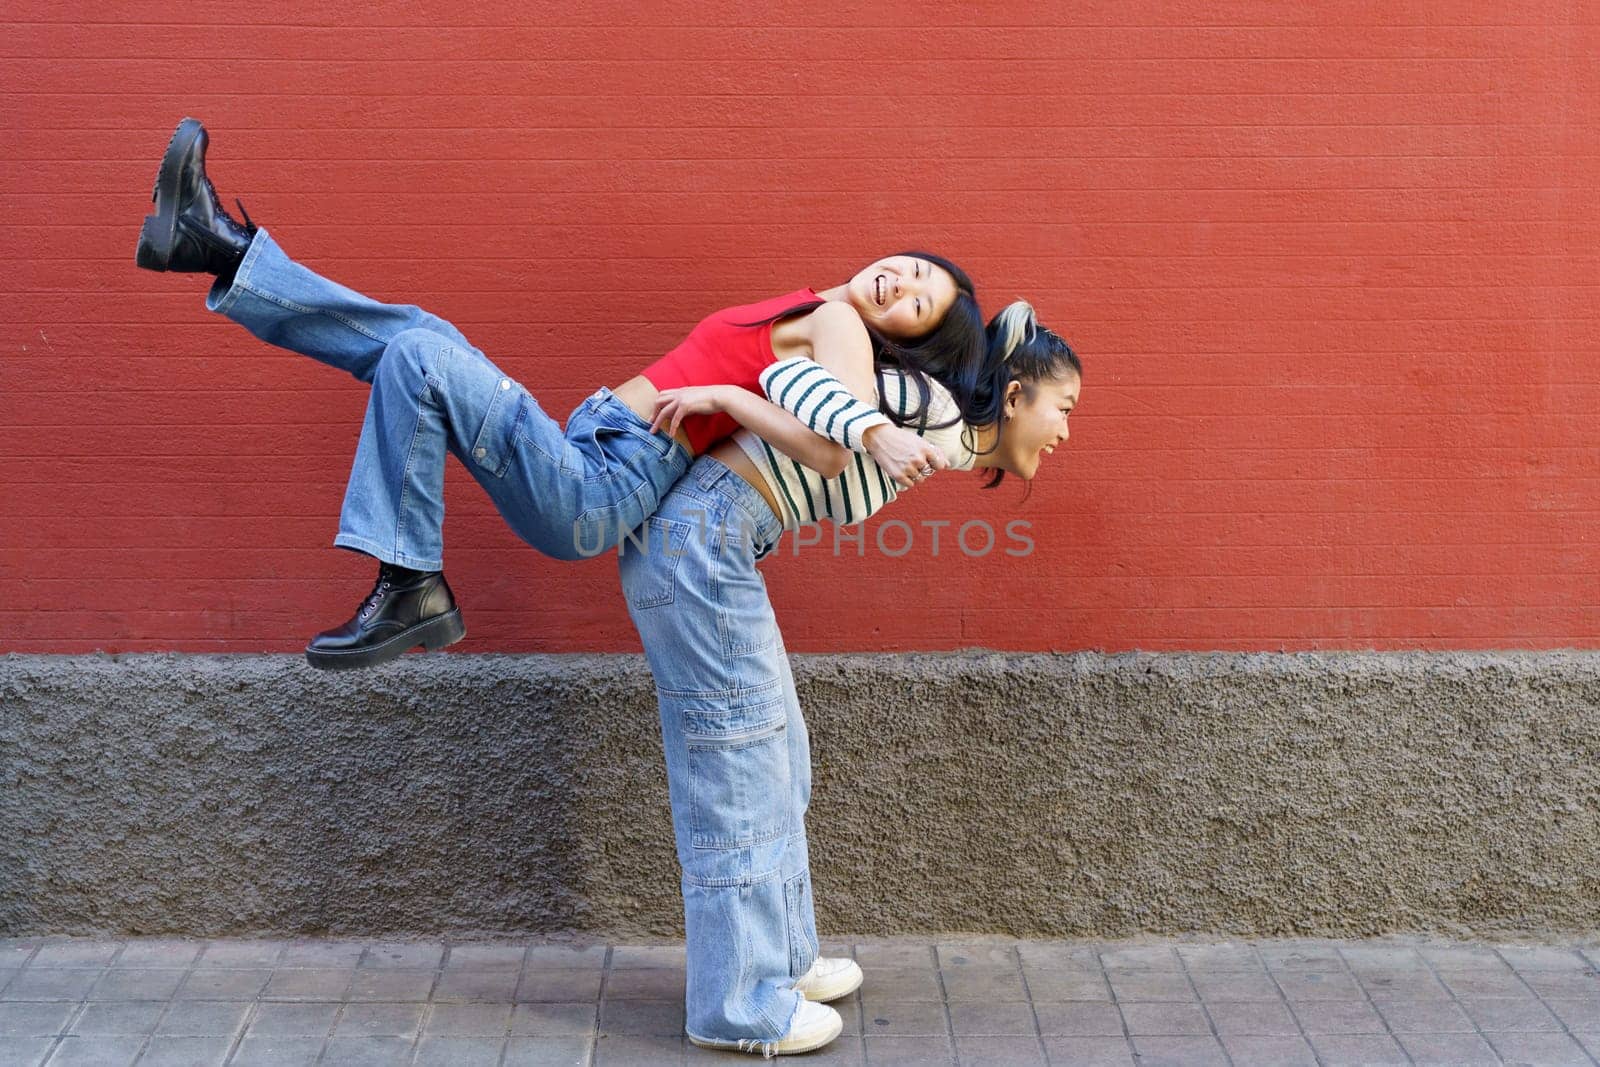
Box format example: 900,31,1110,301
2,652,1597,940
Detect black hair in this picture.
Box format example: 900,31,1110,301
970,300,1082,489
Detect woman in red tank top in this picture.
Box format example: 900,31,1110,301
134,118,987,670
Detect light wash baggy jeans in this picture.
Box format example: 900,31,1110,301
205,229,692,568
617,456,821,1047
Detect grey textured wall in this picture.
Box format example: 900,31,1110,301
2,652,1597,939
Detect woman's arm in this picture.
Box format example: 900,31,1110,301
650,386,849,477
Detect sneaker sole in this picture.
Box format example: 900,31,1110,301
303,608,466,671
135,117,203,271
797,965,864,1003
687,1011,843,1056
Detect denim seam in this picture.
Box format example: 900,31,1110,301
393,374,435,564
233,278,389,344
331,532,442,572
682,867,781,889
654,677,783,701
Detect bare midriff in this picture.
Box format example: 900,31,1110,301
612,374,694,455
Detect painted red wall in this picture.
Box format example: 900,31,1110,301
4,2,1597,653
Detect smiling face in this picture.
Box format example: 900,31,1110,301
844,255,959,341
995,370,1081,479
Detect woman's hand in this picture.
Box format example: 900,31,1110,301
863,424,949,489
650,385,731,437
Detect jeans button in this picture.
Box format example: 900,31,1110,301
474,447,487,459
500,379,510,390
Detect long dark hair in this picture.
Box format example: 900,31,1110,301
970,300,1082,489
738,251,986,431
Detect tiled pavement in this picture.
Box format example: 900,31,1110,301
0,937,1597,1065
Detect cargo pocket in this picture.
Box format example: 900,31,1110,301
784,869,818,979
686,694,791,849
468,376,525,479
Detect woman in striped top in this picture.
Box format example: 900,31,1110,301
621,303,1082,1055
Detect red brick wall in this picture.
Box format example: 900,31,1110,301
4,2,1596,653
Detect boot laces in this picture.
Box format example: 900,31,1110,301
358,577,392,621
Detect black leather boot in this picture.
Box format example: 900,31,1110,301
305,562,466,670
135,117,257,277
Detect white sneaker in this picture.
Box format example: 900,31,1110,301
688,1000,843,1056
792,957,864,1002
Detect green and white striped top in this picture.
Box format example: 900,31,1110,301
735,361,979,530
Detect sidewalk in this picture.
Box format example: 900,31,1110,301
1,936,1597,1065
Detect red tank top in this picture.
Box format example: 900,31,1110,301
640,287,822,453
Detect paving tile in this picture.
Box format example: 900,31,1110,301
1486,1030,1594,1066
174,969,270,1000
524,945,607,971
1020,970,1111,1001
1272,970,1365,1001
258,968,352,1001
946,1000,1035,1036
600,967,682,1000
431,969,519,1003
939,966,1027,1001
0,970,15,995
1419,945,1508,970
1205,999,1301,1036
32,944,120,969
509,1001,596,1036
1015,942,1102,971
607,946,683,971
5,968,101,1001
68,1001,164,1036
244,1001,340,1037
859,967,942,1003
1439,968,1538,998
953,1035,1045,1065
936,943,1019,969
518,969,603,1003
860,1000,948,1037
1130,1035,1230,1066
1032,1001,1123,1037
1258,945,1346,972
1546,997,1600,1032
423,1002,513,1037
228,1035,328,1065
414,1035,505,1065
194,942,286,969
333,1002,425,1039
0,1002,75,1036
802,1034,867,1064
112,942,200,969
1338,944,1427,972
1308,1033,1411,1066
1174,943,1259,971
1039,1036,1136,1065
1395,1031,1502,1065
1459,995,1563,1033
1118,1002,1210,1037
596,999,686,1038
592,1034,687,1065
136,1035,234,1066
1521,970,1600,997
88,968,185,1002
1188,969,1281,1001
1376,997,1477,1033
853,943,936,970
153,1001,251,1037
1099,946,1181,972
1575,1031,1600,1060
345,970,434,1002
0,1038,52,1066
1288,998,1387,1034
1104,970,1194,1002
443,944,527,971
1219,1035,1319,1065
1359,969,1453,999
1498,946,1594,972
861,1035,954,1065
277,941,365,969
359,942,444,970
42,1035,144,1067
502,1036,594,1066
320,1035,417,1065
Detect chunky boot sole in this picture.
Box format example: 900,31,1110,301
135,117,204,271
303,608,466,671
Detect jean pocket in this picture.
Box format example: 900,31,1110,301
469,379,525,479
784,869,817,979
686,697,790,850
617,516,694,610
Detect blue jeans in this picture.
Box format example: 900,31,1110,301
206,229,691,568
617,456,819,1045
